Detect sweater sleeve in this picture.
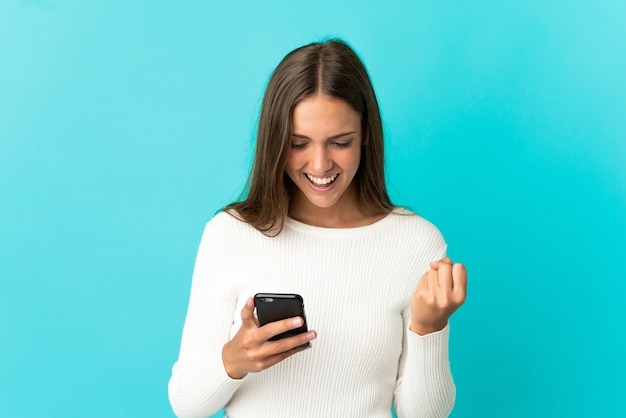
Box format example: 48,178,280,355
393,241,456,417
393,320,456,417
168,216,245,418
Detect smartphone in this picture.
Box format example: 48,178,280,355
254,293,309,348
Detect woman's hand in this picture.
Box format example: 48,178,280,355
410,258,467,335
222,297,317,379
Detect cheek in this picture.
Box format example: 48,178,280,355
286,154,301,174
346,149,362,172
289,149,311,167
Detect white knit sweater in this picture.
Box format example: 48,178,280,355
168,208,455,418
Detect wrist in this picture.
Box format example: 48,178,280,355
222,345,247,380
410,321,447,336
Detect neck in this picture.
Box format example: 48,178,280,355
289,190,383,228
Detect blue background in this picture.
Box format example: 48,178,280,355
1,0,625,417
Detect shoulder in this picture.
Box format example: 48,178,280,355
380,207,447,258
382,207,448,268
202,209,260,237
193,210,268,262
388,207,444,241
205,209,241,229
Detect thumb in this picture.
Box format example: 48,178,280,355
240,297,256,327
430,257,452,270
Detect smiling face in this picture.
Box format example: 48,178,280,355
286,93,364,226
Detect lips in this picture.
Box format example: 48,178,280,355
306,173,338,185
305,173,339,190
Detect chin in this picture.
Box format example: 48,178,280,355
304,197,339,209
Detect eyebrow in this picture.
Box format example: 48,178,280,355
291,131,357,141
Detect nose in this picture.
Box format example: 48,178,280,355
311,144,333,173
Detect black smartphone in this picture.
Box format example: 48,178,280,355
254,293,309,348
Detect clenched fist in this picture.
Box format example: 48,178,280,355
410,257,467,335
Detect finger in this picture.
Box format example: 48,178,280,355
257,316,305,342
429,257,452,270
417,269,429,291
240,297,256,327
452,263,468,303
427,266,439,291
436,261,454,293
267,330,317,355
260,342,313,370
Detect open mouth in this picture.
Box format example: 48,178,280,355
305,173,339,189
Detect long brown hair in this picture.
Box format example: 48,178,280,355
225,39,393,235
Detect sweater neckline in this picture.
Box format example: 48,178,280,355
285,207,409,237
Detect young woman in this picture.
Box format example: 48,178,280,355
168,39,467,418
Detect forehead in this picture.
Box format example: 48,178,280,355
291,94,361,136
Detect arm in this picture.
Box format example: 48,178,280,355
168,219,243,418
393,315,456,417
394,248,467,417
168,216,317,417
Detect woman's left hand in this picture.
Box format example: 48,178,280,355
410,257,467,335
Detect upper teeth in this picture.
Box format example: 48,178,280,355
306,174,338,185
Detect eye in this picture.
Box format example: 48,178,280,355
332,141,352,148
291,142,307,150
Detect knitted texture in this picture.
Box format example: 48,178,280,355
169,208,455,418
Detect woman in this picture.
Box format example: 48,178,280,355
168,39,467,418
